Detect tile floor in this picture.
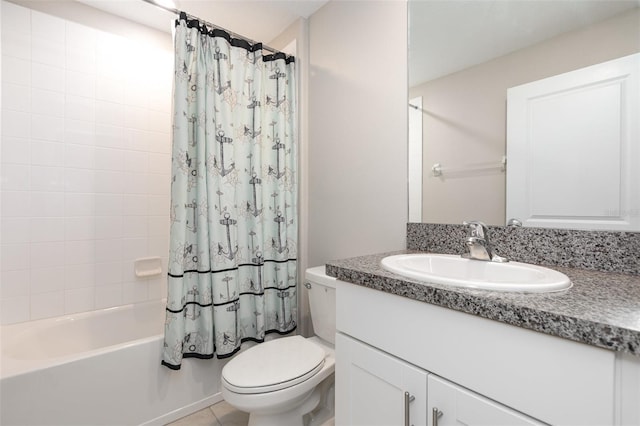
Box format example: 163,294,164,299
167,400,336,426
167,400,249,426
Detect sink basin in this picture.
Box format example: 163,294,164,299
381,254,571,293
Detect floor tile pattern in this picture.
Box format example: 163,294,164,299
167,400,249,426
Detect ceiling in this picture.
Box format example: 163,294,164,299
409,0,640,87
78,0,328,43
78,0,639,86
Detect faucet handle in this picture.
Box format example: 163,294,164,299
463,220,488,238
507,218,522,227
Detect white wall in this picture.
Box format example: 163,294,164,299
307,0,408,268
0,0,173,324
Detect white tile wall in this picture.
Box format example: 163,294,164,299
0,1,173,324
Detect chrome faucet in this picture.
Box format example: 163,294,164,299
462,221,508,262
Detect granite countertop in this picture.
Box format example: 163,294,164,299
326,250,640,356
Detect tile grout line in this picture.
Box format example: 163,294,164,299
208,405,223,426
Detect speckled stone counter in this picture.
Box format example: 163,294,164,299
407,223,640,275
326,250,640,357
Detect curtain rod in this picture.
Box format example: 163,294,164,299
140,0,282,55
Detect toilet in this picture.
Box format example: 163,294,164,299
220,266,336,426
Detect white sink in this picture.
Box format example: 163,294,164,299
381,253,571,293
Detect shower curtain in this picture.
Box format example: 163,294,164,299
162,13,298,370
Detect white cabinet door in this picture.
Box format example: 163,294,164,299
506,53,639,231
428,375,545,426
335,333,428,426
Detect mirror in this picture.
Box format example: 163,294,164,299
408,0,640,228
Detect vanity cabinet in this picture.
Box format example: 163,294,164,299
335,279,640,425
337,333,544,426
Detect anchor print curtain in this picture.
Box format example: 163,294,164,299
162,13,297,370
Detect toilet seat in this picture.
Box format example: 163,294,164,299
222,335,326,394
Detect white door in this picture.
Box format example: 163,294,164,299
335,333,428,426
428,375,545,426
506,53,639,231
409,96,423,223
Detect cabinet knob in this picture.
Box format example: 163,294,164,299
432,407,443,426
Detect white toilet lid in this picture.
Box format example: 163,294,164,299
222,335,325,394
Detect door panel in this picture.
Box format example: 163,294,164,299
428,375,545,426
507,53,639,231
335,333,428,426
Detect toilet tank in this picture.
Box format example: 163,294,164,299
305,266,337,345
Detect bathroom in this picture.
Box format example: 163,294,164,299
1,0,639,425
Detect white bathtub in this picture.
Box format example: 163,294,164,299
0,300,224,426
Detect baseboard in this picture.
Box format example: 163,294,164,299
141,392,224,426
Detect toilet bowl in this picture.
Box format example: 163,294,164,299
220,266,336,426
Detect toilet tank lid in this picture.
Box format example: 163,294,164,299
305,266,337,289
